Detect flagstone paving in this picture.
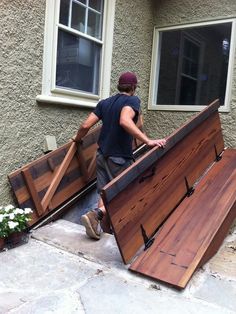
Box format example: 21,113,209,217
0,219,235,313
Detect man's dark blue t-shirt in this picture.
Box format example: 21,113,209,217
93,93,141,158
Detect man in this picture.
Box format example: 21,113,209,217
73,72,166,240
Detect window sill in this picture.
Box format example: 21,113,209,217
148,104,230,113
36,94,98,108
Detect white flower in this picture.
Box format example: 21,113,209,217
9,213,15,219
14,208,24,215
8,221,19,229
0,214,4,223
24,208,32,214
0,206,3,210
5,205,14,212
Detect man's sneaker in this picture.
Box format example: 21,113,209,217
81,210,102,240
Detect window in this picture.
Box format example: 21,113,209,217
37,0,116,107
149,20,236,111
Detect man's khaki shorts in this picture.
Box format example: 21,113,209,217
96,151,133,193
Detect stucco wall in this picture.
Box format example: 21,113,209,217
0,0,94,204
110,0,155,113
0,0,155,204
1,0,235,205
146,0,236,146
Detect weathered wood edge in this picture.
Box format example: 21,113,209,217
101,99,221,203
8,126,101,179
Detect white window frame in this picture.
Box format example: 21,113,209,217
148,19,236,112
37,0,116,108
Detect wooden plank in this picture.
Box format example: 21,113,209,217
41,142,77,210
102,99,221,204
159,151,236,258
48,157,56,172
102,111,224,264
8,121,144,226
8,127,101,224
11,156,82,205
88,152,97,179
75,142,90,183
21,168,44,216
130,149,236,289
9,146,70,178
17,146,95,206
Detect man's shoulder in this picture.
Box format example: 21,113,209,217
98,94,140,108
128,95,140,103
99,94,119,105
124,95,140,108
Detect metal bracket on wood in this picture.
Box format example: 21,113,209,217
214,144,222,162
141,224,155,250
184,177,194,197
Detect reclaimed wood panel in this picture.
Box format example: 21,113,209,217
130,149,236,288
8,122,144,227
8,127,101,226
102,107,224,264
102,99,220,204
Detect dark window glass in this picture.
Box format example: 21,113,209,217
88,10,102,39
89,0,102,11
59,0,70,25
56,30,101,94
156,22,232,106
71,2,86,33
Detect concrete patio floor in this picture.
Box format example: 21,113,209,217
0,217,235,314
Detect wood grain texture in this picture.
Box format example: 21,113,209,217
8,123,144,227
41,142,77,210
21,168,44,216
8,127,101,226
102,111,224,264
130,149,236,289
102,99,221,204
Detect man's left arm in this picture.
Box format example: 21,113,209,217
120,106,166,148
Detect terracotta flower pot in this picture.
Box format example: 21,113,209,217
7,231,25,247
0,237,5,251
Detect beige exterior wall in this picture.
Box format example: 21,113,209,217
110,0,155,111
0,0,235,205
146,0,236,146
0,0,97,204
0,0,155,204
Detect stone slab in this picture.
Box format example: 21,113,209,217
9,291,85,314
78,272,234,314
208,230,236,279
1,222,236,313
193,274,236,312
0,239,105,313
32,219,123,267
0,240,99,290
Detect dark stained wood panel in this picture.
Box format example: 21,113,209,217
8,127,101,226
130,149,236,289
102,99,221,203
102,111,224,264
8,123,144,227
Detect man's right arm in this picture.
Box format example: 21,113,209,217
73,112,100,142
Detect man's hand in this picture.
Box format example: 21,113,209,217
119,107,167,149
146,138,166,148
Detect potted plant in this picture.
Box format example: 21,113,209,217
0,205,32,249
